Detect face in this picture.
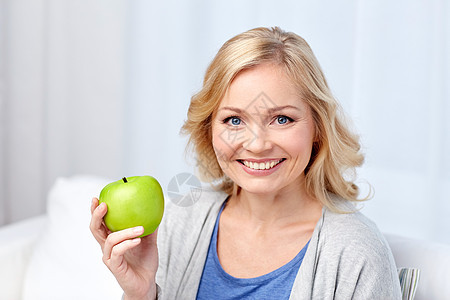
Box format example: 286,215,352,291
211,63,316,196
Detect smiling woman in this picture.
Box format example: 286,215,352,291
182,27,365,213
90,27,402,300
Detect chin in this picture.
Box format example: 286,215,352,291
236,182,281,196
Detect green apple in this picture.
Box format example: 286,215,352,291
99,176,164,237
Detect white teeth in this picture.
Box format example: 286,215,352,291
242,159,282,170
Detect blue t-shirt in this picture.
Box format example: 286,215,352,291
196,203,309,300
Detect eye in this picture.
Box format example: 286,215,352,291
275,115,293,125
224,116,242,126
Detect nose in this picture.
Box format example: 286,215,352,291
242,125,272,153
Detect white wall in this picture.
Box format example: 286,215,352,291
1,0,449,244
352,0,450,244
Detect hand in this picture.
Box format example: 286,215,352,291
90,197,158,300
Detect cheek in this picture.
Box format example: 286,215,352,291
282,127,315,160
211,125,233,162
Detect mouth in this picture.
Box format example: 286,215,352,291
237,158,286,170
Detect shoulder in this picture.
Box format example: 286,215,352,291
319,195,388,254
312,196,401,297
292,197,402,299
158,186,227,240
162,186,227,226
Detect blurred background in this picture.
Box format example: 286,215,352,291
0,0,449,244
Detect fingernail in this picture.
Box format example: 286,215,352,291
132,238,141,243
133,226,143,234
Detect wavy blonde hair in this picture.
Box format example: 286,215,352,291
181,27,368,211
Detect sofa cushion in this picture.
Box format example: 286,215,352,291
0,215,46,299
22,175,123,300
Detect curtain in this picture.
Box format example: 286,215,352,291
1,0,448,244
0,0,126,224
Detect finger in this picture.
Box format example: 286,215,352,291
90,202,108,244
108,238,141,271
90,197,99,215
103,226,144,261
102,221,112,235
90,202,107,232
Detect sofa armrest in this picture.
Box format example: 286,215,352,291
0,215,47,300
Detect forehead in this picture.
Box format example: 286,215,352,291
219,63,304,110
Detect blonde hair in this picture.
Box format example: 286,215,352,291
181,27,367,211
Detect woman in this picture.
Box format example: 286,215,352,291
90,27,402,299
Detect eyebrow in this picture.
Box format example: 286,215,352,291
218,105,302,114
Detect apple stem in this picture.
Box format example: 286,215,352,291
122,177,128,183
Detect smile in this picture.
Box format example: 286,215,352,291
238,159,285,170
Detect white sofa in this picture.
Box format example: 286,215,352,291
0,176,449,300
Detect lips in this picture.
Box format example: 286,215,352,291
237,158,286,170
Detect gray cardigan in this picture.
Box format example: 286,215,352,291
155,188,402,299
